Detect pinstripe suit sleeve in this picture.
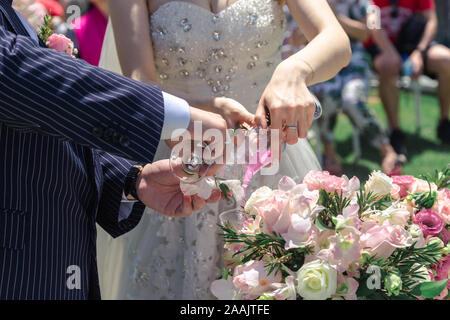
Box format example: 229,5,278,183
95,151,146,238
0,26,164,163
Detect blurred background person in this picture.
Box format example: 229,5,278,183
64,0,108,66
284,1,404,176
366,0,450,156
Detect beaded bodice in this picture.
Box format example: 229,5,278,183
150,0,286,111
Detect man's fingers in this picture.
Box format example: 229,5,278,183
192,196,206,212
206,190,222,203
175,195,194,218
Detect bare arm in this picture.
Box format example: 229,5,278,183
255,0,351,145
416,9,438,52
284,0,351,85
109,0,157,83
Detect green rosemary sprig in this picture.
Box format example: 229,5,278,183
420,164,450,190
38,14,53,44
218,224,311,276
357,242,444,299
315,189,351,231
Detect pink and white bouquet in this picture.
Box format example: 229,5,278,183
211,166,450,300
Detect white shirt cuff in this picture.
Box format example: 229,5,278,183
118,192,138,222
161,92,190,140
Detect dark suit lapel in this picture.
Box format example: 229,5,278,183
0,0,31,37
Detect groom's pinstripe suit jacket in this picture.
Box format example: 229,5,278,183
0,0,165,299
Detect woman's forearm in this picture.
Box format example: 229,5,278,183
109,0,157,82
284,26,351,86
286,0,351,86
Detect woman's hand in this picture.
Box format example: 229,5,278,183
210,97,255,129
255,59,316,145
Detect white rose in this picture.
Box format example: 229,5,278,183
296,259,337,300
244,186,274,215
365,171,393,198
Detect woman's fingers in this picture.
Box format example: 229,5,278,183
255,99,268,129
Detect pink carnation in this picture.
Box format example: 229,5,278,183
303,171,347,193
391,175,415,198
47,34,75,56
413,209,444,238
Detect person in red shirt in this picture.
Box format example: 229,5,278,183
366,0,450,155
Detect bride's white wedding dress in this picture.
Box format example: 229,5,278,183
96,0,321,299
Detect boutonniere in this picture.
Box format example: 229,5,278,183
38,14,78,58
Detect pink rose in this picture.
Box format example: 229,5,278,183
303,171,347,193
413,209,444,238
47,34,75,56
433,188,450,225
233,260,281,300
392,175,415,198
360,221,414,259
253,190,290,234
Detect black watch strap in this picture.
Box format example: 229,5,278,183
124,164,145,201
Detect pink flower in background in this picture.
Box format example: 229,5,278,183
303,171,347,193
47,34,75,56
233,260,281,300
360,221,413,259
413,209,444,237
392,175,415,198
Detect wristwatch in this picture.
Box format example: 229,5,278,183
124,164,145,201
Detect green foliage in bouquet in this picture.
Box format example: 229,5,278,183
315,190,351,231
38,14,53,44
356,241,446,300
218,224,312,277
420,164,450,190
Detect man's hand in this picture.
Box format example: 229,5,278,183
135,160,222,218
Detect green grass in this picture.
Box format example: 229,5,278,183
332,89,450,181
